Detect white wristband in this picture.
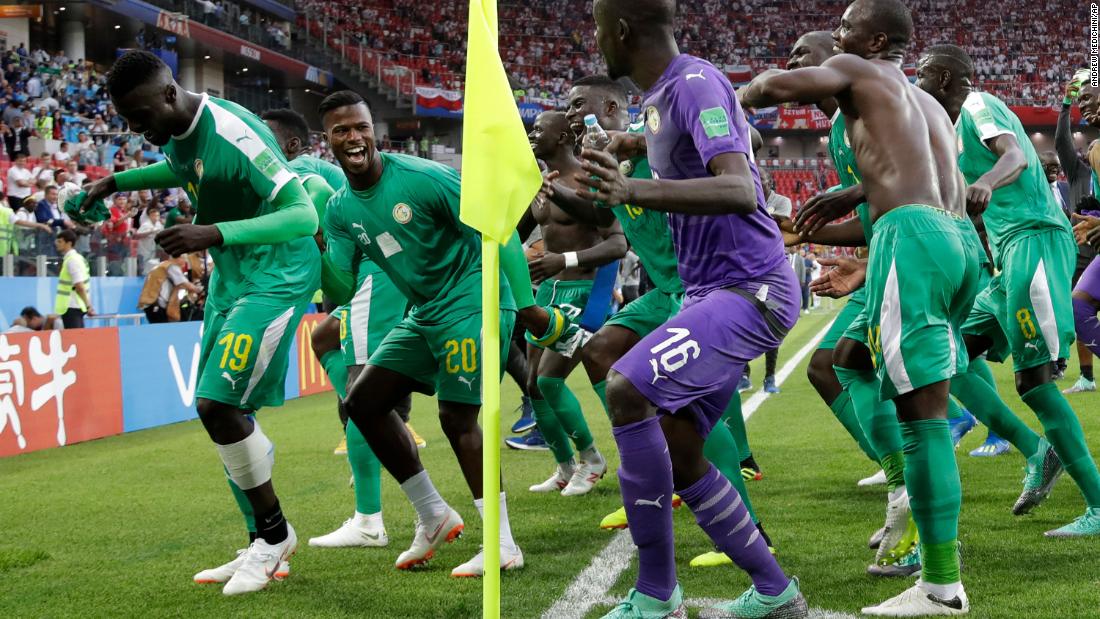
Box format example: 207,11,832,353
564,251,580,268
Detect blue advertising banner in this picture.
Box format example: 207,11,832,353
119,322,302,432
118,322,202,432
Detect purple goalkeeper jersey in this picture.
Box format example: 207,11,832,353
641,54,787,296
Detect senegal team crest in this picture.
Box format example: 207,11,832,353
392,203,412,224
194,159,204,179
645,106,661,134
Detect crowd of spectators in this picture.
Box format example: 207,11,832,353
299,0,1088,108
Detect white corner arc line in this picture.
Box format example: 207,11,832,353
542,318,838,619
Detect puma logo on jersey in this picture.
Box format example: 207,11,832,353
457,376,475,390
221,372,241,389
1024,342,1040,351
685,71,707,81
634,495,664,509
351,222,371,246
649,359,667,384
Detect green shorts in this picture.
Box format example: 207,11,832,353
820,287,869,350
603,288,683,337
864,205,981,400
336,270,408,367
961,229,1076,372
525,278,594,347
368,309,517,406
196,294,311,410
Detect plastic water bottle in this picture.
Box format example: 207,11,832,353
583,114,610,151
582,115,610,207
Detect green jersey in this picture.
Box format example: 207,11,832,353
289,155,347,193
956,91,1070,263
610,122,683,295
325,152,514,323
161,94,318,302
827,111,873,243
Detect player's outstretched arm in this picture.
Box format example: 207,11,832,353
739,61,854,110
794,184,865,233
216,180,318,245
576,149,760,215
966,134,1027,216
791,217,866,248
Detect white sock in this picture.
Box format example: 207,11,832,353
474,492,518,553
579,445,604,466
560,459,577,478
400,470,448,523
888,485,906,503
353,511,384,528
921,580,962,600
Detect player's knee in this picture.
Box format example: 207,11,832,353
438,406,478,437
806,349,835,390
214,421,274,491
310,317,340,357
526,373,542,399
605,371,647,427
1015,365,1051,396
580,333,614,382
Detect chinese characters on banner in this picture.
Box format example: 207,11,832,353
0,329,122,457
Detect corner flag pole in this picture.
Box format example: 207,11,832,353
459,0,542,610
481,239,502,619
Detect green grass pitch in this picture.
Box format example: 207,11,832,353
1,307,1099,618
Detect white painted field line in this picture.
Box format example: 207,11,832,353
542,318,837,619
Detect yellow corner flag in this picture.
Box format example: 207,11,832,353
458,2,542,618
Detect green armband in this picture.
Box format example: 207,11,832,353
114,161,180,191
500,230,536,309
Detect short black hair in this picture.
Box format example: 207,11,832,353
318,90,367,119
923,44,975,80
572,75,628,107
19,306,41,320
261,108,310,143
859,0,913,50
107,50,169,99
12,151,26,160
57,229,77,245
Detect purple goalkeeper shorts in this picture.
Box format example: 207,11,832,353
1075,257,1100,298
612,265,800,436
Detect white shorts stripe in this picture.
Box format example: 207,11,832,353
880,260,914,394
1029,258,1060,361
349,275,374,365
240,306,296,405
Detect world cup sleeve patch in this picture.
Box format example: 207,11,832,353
698,107,731,139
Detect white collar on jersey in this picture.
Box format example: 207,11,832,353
831,108,841,124
174,92,209,141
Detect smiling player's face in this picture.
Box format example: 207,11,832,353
324,102,377,177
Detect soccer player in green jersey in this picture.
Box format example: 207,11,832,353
78,51,317,595
917,45,1100,537
318,90,558,577
261,108,400,549
543,74,772,568
523,110,626,497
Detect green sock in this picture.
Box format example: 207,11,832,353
950,370,1040,456
946,398,964,420
827,390,878,462
226,474,256,534
537,376,594,452
901,419,961,585
880,451,906,492
967,357,997,389
1022,383,1100,507
709,398,757,523
723,390,753,461
346,419,382,515
592,380,609,419
532,397,574,464
320,349,348,399
834,365,905,460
